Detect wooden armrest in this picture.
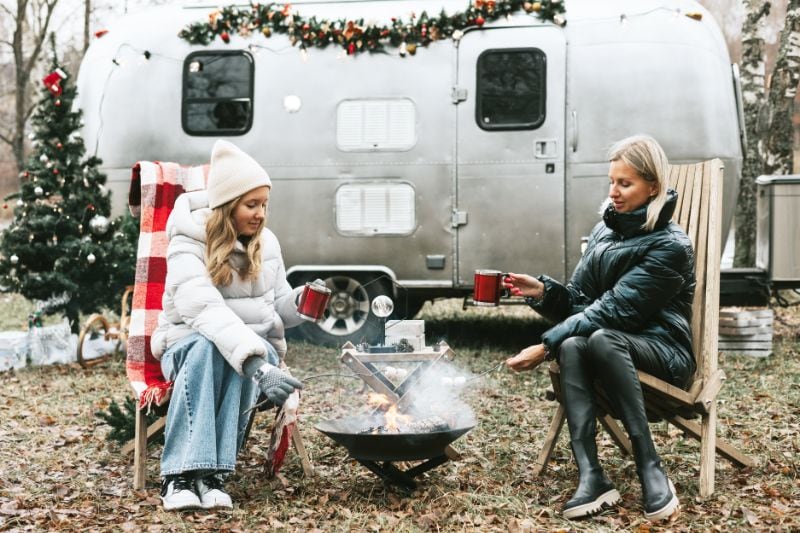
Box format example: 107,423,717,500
694,369,725,413
637,371,697,410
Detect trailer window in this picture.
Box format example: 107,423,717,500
476,48,546,130
182,51,254,135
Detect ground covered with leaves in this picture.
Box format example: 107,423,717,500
1,298,798,531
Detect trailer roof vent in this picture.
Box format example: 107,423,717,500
336,99,416,152
335,181,415,236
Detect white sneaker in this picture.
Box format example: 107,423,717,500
195,473,233,510
161,474,202,511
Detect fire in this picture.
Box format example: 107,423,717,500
365,393,411,433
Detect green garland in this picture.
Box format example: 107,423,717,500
179,1,566,56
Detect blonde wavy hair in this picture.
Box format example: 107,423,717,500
205,196,264,287
606,134,669,232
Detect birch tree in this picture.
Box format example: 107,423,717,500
762,0,800,176
0,0,60,174
735,0,771,267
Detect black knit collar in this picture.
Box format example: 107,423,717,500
603,189,678,238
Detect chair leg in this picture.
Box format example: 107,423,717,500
133,407,148,490
533,404,566,477
700,405,717,498
290,425,314,477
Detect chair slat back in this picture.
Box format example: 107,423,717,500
667,160,723,383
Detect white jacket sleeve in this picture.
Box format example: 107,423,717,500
165,244,266,375
273,254,304,330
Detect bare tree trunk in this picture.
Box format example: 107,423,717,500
793,78,800,173
83,0,91,53
763,0,800,175
0,0,60,175
735,0,771,267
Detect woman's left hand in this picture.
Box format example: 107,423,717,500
505,344,547,372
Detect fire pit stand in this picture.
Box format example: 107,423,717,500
325,340,467,489
355,455,449,490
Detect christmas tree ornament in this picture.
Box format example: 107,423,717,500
10,254,19,264
34,186,44,196
407,43,417,55
86,253,96,264
221,31,230,43
89,215,110,235
56,142,63,149
475,16,486,26
53,168,59,175
41,68,67,96
2,203,7,209
40,154,49,163
16,199,24,207
28,132,36,140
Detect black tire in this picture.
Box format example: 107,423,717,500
293,273,392,346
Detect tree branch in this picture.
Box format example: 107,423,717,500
0,131,13,146
23,0,58,77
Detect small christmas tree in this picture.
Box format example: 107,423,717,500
0,37,134,332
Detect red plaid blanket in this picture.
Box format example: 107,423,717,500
127,161,208,408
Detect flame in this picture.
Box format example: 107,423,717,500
365,393,412,432
384,404,412,432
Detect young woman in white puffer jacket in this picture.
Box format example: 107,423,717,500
152,140,304,511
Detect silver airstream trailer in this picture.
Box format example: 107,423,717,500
76,0,744,344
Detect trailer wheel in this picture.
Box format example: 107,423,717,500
294,273,391,346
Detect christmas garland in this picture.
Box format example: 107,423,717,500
179,1,566,56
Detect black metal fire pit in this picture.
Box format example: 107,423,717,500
315,415,474,490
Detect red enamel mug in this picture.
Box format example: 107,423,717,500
296,282,332,321
473,269,507,307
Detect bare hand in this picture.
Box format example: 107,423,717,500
503,272,545,299
506,344,547,372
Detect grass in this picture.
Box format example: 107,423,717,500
0,294,798,531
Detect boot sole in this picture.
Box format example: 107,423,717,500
645,480,679,521
563,488,621,520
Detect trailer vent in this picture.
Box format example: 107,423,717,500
336,99,416,151
335,182,415,235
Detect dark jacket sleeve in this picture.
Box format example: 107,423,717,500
528,275,592,324
541,239,690,353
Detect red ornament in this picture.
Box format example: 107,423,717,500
56,142,63,149
23,171,29,178
220,31,230,43
3,203,7,209
88,203,95,211
53,168,59,175
347,42,356,55
302,23,310,31
55,99,61,107
475,16,486,26
41,69,67,96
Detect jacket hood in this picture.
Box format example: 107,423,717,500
168,190,249,252
603,188,678,238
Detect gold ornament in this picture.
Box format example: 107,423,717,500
532,2,542,12
406,43,417,55
262,26,272,37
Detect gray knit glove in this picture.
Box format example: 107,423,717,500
253,364,303,407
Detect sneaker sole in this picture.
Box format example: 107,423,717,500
645,480,679,521
563,488,621,520
161,497,202,511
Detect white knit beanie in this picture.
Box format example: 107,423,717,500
206,140,271,209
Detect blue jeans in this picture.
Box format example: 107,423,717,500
159,333,278,476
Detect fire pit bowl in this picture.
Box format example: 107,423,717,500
315,415,474,462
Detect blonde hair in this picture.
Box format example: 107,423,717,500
205,196,264,286
607,134,669,232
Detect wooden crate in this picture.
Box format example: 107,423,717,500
718,308,773,357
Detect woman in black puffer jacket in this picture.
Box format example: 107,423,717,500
505,135,693,522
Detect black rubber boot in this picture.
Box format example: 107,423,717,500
559,337,620,519
563,437,621,519
587,331,679,521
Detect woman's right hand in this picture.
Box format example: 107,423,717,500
503,272,545,299
505,344,547,372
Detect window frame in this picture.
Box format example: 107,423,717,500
181,50,255,136
475,47,547,132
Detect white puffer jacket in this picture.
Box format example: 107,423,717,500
150,190,304,375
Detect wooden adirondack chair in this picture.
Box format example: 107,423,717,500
533,159,755,498
121,161,312,490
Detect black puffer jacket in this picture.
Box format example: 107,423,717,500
531,189,696,388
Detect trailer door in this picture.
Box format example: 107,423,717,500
455,26,566,285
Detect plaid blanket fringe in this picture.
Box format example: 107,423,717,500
126,161,208,409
